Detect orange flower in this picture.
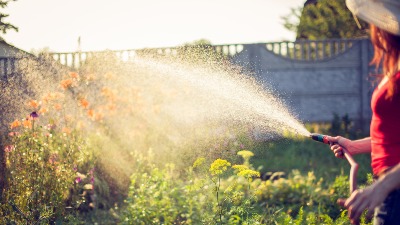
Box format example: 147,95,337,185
10,119,21,129
60,79,73,90
62,127,71,134
87,109,94,118
42,94,50,103
79,98,89,109
43,93,55,103
101,87,116,101
69,72,79,79
39,107,48,114
85,73,96,81
28,100,39,109
23,118,32,128
64,115,73,122
54,104,62,111
76,121,85,130
95,112,103,121
104,72,114,79
43,92,62,103
107,104,116,111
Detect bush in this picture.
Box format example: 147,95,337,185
121,150,371,225
1,115,94,224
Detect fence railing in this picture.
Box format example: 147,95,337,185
49,38,366,70
0,57,18,80
265,38,358,61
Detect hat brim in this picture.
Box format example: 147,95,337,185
346,0,400,35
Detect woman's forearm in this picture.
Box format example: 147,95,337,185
378,164,400,195
347,137,371,155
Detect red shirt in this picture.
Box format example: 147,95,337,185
370,72,400,175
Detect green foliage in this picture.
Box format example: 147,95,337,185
0,118,94,224
122,150,370,224
122,161,213,225
257,170,330,214
0,0,18,36
282,0,368,39
328,113,363,139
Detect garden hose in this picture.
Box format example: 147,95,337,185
309,133,359,193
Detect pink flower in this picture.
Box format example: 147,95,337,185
4,145,14,152
46,124,57,130
48,153,59,164
8,132,19,137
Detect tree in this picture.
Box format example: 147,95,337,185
282,0,368,40
0,0,18,36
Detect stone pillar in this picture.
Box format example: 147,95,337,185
359,39,372,132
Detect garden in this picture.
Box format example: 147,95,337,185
0,52,373,225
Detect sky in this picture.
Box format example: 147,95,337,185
3,0,304,53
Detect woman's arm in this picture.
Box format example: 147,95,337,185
326,136,371,157
339,163,400,224
378,163,400,195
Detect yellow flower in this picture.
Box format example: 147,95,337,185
209,159,231,176
237,169,260,179
232,164,249,172
237,150,254,160
193,157,205,169
83,184,93,190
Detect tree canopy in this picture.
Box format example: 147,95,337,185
282,0,368,40
0,0,17,37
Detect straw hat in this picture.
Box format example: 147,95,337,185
346,0,400,35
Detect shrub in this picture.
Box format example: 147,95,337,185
1,115,94,224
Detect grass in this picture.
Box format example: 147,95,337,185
250,136,372,185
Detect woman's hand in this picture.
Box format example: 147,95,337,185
325,136,353,158
338,181,391,225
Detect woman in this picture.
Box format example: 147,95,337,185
326,0,400,224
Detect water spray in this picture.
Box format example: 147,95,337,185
309,133,358,193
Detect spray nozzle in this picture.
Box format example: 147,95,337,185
309,133,330,144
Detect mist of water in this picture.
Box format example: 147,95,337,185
1,51,310,192
129,55,309,137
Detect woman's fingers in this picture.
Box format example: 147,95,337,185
340,189,375,224
331,144,344,158
326,135,340,143
348,196,368,223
